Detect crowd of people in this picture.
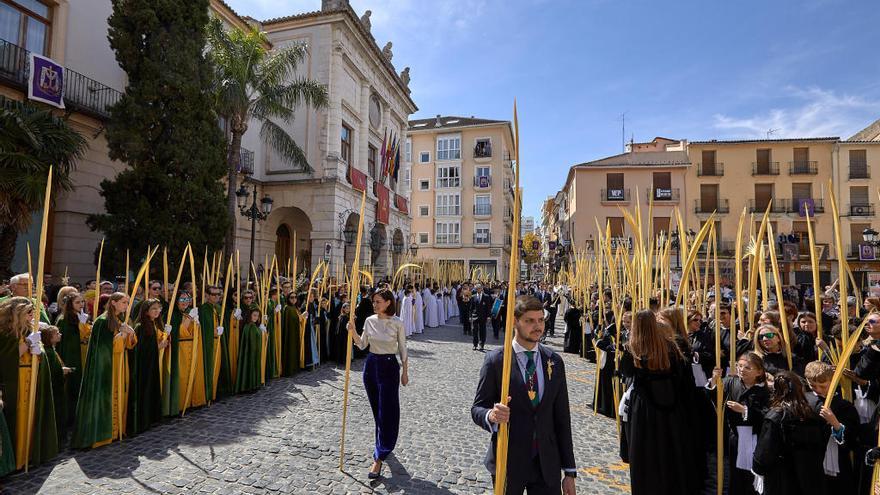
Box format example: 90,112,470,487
558,279,880,495
0,269,506,478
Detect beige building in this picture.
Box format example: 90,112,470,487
549,121,880,286
555,137,690,254
4,0,416,280
407,116,516,280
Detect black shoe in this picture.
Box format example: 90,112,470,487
368,460,383,479
480,345,485,351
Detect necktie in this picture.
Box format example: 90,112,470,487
524,351,540,407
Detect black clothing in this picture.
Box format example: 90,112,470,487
752,408,827,495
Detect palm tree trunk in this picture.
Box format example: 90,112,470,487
225,131,243,257
0,224,19,281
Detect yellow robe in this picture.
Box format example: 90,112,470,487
229,317,239,388
79,322,92,366
15,343,35,470
179,317,206,412
92,331,137,448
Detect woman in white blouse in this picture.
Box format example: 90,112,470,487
347,288,409,479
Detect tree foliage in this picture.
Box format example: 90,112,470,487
88,0,228,274
0,98,87,278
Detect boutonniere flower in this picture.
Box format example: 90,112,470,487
547,359,554,381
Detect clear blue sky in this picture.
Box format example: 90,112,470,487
226,0,880,221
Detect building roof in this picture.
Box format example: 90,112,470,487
261,5,417,111
407,115,509,131
574,150,690,167
848,117,880,141
690,137,838,145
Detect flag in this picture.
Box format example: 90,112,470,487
386,134,397,181
379,129,387,178
392,141,401,182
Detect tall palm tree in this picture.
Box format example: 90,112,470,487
0,98,87,279
206,18,329,255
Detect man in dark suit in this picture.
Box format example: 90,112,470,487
472,284,493,351
471,295,577,494
457,282,472,335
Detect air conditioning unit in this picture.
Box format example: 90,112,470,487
855,206,866,215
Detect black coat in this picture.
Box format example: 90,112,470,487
752,408,827,495
472,293,493,320
807,392,859,493
471,344,576,487
618,345,701,495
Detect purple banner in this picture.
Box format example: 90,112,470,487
29,54,65,109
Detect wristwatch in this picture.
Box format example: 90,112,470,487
563,471,577,478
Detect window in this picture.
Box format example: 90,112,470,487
419,205,429,217
474,138,492,158
341,123,353,164
606,217,625,237
476,166,490,178
605,173,625,201
436,135,461,160
405,138,412,163
437,165,460,188
368,144,378,177
435,221,461,244
475,222,490,244
850,149,868,178
420,151,430,163
419,179,430,191
652,172,672,200
403,166,411,191
436,193,461,216
754,184,774,210
474,194,491,216
1,1,50,55
419,232,429,244
475,166,491,187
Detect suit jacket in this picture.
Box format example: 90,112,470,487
471,344,576,486
472,293,493,319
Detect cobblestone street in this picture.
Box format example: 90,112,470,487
1,318,630,494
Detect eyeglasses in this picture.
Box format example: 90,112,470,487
759,332,777,340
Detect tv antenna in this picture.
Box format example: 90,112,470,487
766,128,780,138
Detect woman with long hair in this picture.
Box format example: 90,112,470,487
752,324,804,376
127,298,168,435
54,290,88,416
619,309,698,495
595,310,629,419
347,288,409,479
0,296,58,469
752,371,827,495
72,292,137,448
710,352,770,495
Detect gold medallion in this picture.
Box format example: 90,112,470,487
528,390,537,401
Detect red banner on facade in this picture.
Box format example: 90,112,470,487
395,194,409,214
348,165,367,192
376,182,390,224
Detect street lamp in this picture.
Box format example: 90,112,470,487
863,227,879,245
236,182,273,269
409,234,419,257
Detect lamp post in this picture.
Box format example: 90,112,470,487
409,235,419,257
235,182,273,270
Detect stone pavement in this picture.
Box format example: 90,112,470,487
1,318,630,494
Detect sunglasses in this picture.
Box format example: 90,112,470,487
759,332,777,340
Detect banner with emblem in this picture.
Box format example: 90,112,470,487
376,182,390,224
394,194,409,214
347,165,368,192
28,53,65,109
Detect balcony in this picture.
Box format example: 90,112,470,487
474,204,492,216
473,175,492,188
473,233,491,246
748,199,787,214
850,203,875,217
0,37,123,120
237,147,255,175
788,198,824,214
849,162,870,179
697,163,724,176
694,199,729,214
788,161,818,175
752,162,780,176
474,143,492,159
647,187,680,203
600,188,631,203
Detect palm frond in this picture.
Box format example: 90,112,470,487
260,119,311,172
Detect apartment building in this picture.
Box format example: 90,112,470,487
407,115,515,281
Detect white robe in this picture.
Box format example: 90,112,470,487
448,288,459,318
396,289,405,316
414,291,424,333
436,292,446,325
401,294,415,336
424,289,439,328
